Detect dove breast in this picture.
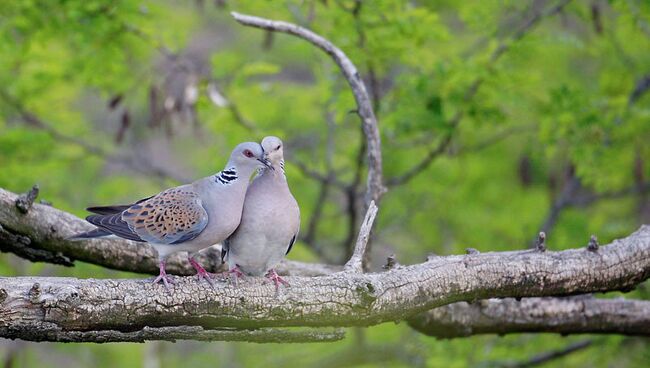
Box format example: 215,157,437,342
224,169,300,276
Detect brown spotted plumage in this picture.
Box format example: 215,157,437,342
70,141,272,292
122,188,208,245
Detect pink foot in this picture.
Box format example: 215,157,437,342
152,260,174,293
188,256,215,287
218,266,244,287
265,269,290,290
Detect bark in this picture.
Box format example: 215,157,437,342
408,296,650,338
1,187,650,342
0,224,648,341
0,324,344,344
0,188,337,277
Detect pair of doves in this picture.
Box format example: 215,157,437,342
71,136,300,291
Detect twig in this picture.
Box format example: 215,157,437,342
499,340,593,368
534,176,650,245
386,0,573,187
231,11,385,206
343,200,378,273
0,90,188,183
15,185,39,214
302,94,341,260
342,129,367,260
534,173,581,245
291,159,347,190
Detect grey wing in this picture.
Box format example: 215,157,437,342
85,213,145,242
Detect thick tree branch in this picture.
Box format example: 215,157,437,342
408,296,650,338
0,225,648,343
231,11,385,206
2,324,344,344
0,188,337,277
2,187,649,342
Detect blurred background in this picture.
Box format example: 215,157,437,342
1,0,649,366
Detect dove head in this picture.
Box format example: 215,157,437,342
261,136,284,165
229,142,272,171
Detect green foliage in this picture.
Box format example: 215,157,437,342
1,0,649,367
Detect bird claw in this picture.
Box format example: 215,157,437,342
265,269,290,291
188,256,216,288
217,266,244,287
195,270,216,288
153,272,175,293
152,260,174,293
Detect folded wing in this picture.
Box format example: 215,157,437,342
87,188,208,245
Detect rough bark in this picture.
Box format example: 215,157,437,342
0,225,648,342
0,188,337,277
408,296,650,338
0,324,344,344
2,187,650,342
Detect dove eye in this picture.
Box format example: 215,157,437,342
275,145,281,151
243,149,254,158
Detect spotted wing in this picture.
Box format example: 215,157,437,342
121,188,209,244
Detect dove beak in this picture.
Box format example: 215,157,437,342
258,157,274,170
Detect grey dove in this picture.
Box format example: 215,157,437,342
70,142,271,290
222,136,300,289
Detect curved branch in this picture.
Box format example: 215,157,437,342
408,296,650,338
0,225,648,342
231,12,385,206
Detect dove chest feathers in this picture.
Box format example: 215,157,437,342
227,169,300,276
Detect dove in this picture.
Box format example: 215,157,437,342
222,136,300,289
70,142,272,291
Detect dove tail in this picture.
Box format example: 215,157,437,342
67,228,112,240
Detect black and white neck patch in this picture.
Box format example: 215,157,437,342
215,167,238,185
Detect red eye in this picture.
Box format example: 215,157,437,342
243,149,254,158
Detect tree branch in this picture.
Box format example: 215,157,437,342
1,323,344,344
231,11,385,206
344,201,378,273
2,186,649,342
490,340,593,368
0,188,337,277
0,224,648,343
408,296,650,338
